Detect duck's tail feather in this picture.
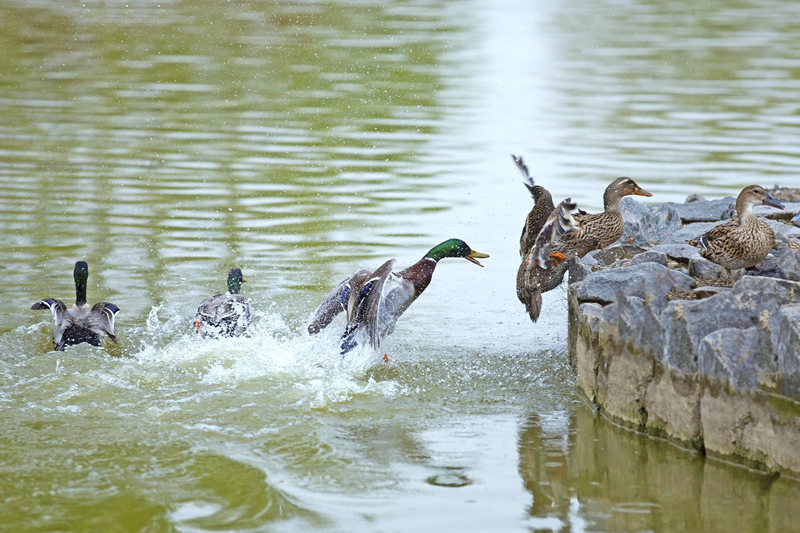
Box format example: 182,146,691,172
526,286,543,323
511,154,536,195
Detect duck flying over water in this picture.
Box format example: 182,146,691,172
308,239,489,354
31,261,119,351
687,185,784,283
519,176,653,322
194,268,254,338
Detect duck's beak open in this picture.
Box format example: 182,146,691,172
465,250,490,267
764,193,785,210
634,186,653,197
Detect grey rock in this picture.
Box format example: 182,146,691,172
618,295,664,358
754,201,800,220
618,197,653,246
618,199,681,246
744,249,800,282
651,243,702,262
688,256,728,280
660,277,800,375
765,218,800,242
697,327,773,392
581,250,601,268
666,221,721,245
793,212,800,228
568,257,592,285
692,286,730,299
591,245,647,266
673,197,736,223
685,193,707,203
777,304,800,398
577,262,695,314
632,250,669,266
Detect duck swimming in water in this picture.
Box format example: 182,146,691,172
31,261,119,351
308,239,489,354
687,185,784,283
194,268,254,338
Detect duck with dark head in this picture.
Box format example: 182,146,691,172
309,238,489,355
194,268,254,338
31,261,120,351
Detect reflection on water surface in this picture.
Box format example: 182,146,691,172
2,0,800,531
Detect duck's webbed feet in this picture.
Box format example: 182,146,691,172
340,325,359,355
548,252,566,266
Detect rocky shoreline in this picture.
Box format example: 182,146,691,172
566,188,800,475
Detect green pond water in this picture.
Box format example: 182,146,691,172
2,0,800,531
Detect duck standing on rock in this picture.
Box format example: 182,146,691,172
194,268,254,338
687,185,784,283
308,239,489,355
518,175,653,322
31,261,120,351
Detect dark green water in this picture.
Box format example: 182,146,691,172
2,0,800,531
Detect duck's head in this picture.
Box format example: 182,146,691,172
737,185,784,213
227,268,246,294
73,261,89,306
604,177,652,206
425,239,490,267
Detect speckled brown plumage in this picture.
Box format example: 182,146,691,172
513,154,556,315
519,177,653,322
512,154,555,258
687,185,784,283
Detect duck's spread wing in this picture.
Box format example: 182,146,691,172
31,297,67,315
88,302,120,343
358,259,395,351
308,269,371,335
31,298,69,349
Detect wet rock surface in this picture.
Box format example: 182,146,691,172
568,189,800,475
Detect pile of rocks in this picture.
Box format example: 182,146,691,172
567,190,800,474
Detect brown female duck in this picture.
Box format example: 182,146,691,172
519,177,652,322
512,154,556,313
687,185,784,283
512,154,555,257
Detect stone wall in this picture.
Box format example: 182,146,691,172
567,192,800,475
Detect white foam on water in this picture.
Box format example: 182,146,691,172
125,305,406,410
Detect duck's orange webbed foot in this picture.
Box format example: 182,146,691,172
193,320,201,333
383,353,389,363
549,252,566,266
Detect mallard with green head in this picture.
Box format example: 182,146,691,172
31,261,119,351
193,268,254,338
308,239,489,354
519,177,653,322
687,185,784,283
